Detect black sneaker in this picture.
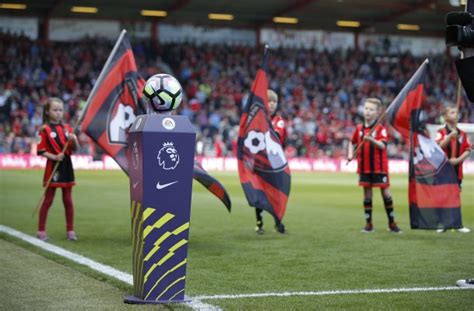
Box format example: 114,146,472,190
361,223,374,233
274,223,286,234
255,221,264,234
388,222,402,233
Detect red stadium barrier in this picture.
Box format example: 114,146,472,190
2,154,473,174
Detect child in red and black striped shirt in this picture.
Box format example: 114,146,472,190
37,98,79,241
348,98,401,233
436,104,471,233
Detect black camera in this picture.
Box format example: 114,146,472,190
446,11,474,47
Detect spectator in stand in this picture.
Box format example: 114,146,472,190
0,32,472,160
213,134,225,157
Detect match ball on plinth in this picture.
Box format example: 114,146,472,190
143,73,183,112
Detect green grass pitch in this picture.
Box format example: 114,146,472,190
1,169,473,309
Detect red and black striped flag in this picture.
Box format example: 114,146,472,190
387,60,427,141
193,161,231,212
237,48,291,222
79,30,145,172
80,30,231,211
387,59,462,229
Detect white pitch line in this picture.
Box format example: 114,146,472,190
195,286,472,300
2,225,471,308
0,225,221,311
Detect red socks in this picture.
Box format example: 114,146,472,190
38,187,74,232
62,187,74,232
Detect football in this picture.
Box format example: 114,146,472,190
142,73,183,112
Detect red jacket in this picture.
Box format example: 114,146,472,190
272,115,286,146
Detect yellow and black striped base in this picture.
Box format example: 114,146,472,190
129,200,191,302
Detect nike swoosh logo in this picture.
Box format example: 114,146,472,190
132,181,140,189
156,180,179,190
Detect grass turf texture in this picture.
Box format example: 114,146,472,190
1,169,473,310
0,239,170,310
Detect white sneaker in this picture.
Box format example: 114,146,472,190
456,279,474,288
36,231,49,241
457,227,471,233
436,229,446,233
67,231,78,241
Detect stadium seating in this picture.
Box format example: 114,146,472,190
0,32,471,158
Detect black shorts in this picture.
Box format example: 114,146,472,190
359,173,389,188
44,155,75,188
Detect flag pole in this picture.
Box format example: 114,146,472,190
33,29,128,217
243,44,270,113
456,75,462,110
347,58,429,165
263,44,270,60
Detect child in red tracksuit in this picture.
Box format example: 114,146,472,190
37,97,79,241
435,104,471,233
348,98,401,234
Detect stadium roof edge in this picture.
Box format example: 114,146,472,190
0,0,459,37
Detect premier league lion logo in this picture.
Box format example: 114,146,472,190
157,142,180,170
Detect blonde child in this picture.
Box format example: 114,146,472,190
37,98,79,241
348,98,401,233
255,90,287,234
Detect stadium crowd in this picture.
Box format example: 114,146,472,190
1,32,472,159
